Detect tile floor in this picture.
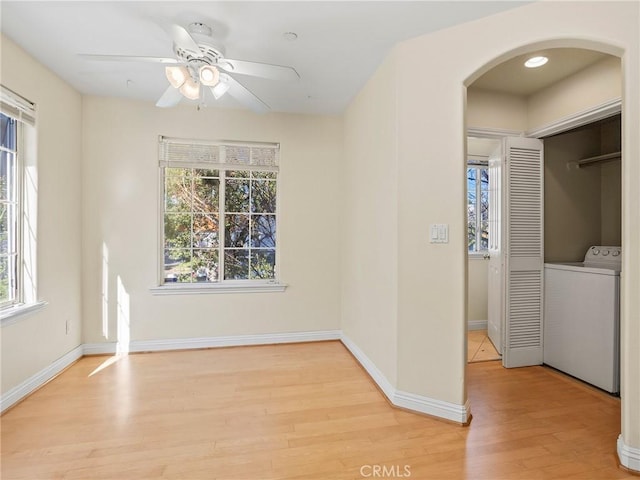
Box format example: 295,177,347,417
468,329,501,363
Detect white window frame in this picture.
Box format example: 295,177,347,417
467,157,489,257
1,86,46,325
151,136,286,295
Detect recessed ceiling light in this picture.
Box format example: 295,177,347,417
283,32,298,41
525,56,548,68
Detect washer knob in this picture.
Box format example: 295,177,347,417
602,250,610,256
612,250,620,257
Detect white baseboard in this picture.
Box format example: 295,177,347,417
618,435,640,473
340,333,470,424
394,391,470,424
468,320,488,331
83,342,118,355
1,345,83,413
340,333,395,401
3,330,471,424
129,330,342,353
83,330,341,356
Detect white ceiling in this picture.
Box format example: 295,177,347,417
4,2,611,114
1,1,530,115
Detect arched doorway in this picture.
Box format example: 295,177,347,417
463,41,634,470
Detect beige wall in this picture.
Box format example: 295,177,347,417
601,161,622,245
467,259,488,323
467,89,527,131
545,117,622,262
528,56,621,131
601,116,622,246
81,97,343,344
342,54,398,385
384,0,638,445
0,36,83,393
544,128,603,262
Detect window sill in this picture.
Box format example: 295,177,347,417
468,252,490,260
150,282,288,295
1,301,48,327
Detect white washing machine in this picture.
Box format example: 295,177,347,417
543,246,621,394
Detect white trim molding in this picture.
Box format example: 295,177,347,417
84,330,341,355
618,435,640,473
340,333,396,401
4,331,472,425
394,391,470,424
128,330,340,353
468,320,488,331
1,345,83,413
526,98,621,138
150,283,287,295
467,127,522,138
340,333,471,424
1,301,48,327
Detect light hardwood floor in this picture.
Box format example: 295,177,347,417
1,341,632,479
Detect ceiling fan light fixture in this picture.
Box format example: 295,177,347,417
179,77,201,100
524,56,548,68
211,79,231,99
165,66,189,88
199,65,220,86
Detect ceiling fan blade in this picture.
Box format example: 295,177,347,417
79,54,180,64
225,75,270,114
156,85,183,108
168,24,203,57
219,59,300,81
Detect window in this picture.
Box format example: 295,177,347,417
467,163,489,253
1,113,19,306
158,137,281,291
0,85,41,321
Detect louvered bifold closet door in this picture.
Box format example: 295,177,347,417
503,137,544,368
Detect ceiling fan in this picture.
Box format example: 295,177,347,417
80,22,300,113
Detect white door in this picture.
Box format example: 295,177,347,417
487,143,503,354
503,136,544,368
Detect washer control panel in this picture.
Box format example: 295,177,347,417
584,246,622,268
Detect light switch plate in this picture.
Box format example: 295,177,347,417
429,224,449,243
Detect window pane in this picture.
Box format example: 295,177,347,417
251,180,276,213
193,213,219,248
250,250,275,280
467,168,477,252
224,249,249,280
226,170,249,178
251,215,276,248
0,115,16,150
225,214,249,247
164,213,192,249
225,178,250,212
163,249,192,283
0,204,8,255
193,249,219,282
0,255,10,302
1,151,16,201
165,173,191,213
481,187,489,251
252,171,276,179
193,173,219,213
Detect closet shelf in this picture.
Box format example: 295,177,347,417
578,151,621,167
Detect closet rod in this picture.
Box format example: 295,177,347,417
577,151,621,168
